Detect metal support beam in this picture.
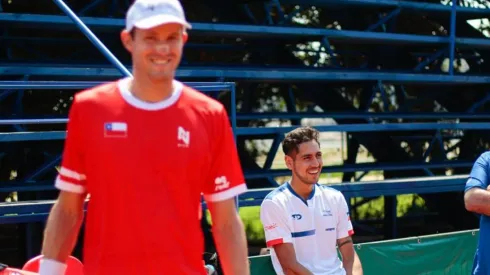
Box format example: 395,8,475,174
377,80,389,111
236,112,490,120
78,0,106,16
467,92,490,113
321,37,340,68
242,4,257,24
264,0,286,25
279,0,490,16
279,5,303,25
285,86,301,125
266,177,279,187
231,83,237,138
0,90,16,102
22,155,62,183
263,134,283,169
3,122,489,142
51,0,132,77
366,8,401,32
449,0,457,75
264,2,274,25
414,47,447,72
235,122,490,136
354,171,368,182
245,160,473,180
0,175,469,219
6,112,490,122
3,65,490,83
0,81,234,91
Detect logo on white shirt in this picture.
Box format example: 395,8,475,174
322,209,333,217
292,214,302,220
214,176,230,191
264,223,278,231
177,126,190,147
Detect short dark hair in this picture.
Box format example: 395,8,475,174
282,126,320,156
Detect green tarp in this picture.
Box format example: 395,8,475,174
249,229,480,275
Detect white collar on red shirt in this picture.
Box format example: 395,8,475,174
117,77,183,111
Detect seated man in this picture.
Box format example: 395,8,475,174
260,126,363,275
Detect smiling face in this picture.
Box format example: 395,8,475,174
121,23,188,81
286,140,323,185
282,126,323,186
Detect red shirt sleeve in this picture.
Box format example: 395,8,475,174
202,106,247,202
55,97,87,194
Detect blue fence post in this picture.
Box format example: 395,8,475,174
449,0,457,75
51,0,132,77
230,83,241,211
231,83,237,138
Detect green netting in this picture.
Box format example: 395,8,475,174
249,230,479,275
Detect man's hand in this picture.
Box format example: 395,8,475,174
207,198,249,275
337,236,363,275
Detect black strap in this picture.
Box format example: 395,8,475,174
338,239,353,249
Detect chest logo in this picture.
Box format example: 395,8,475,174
292,214,302,220
104,122,128,138
178,126,190,148
322,210,333,217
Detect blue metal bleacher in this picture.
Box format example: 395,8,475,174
0,174,467,223
0,0,487,192
1,0,490,263
0,0,486,196
3,64,490,83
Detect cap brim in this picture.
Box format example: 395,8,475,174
133,14,192,30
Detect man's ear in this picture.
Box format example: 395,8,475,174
285,155,294,170
182,31,189,43
121,30,133,53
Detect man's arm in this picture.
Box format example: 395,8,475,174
335,192,362,275
202,104,250,274
40,98,87,274
337,236,363,275
206,198,249,275
260,200,313,275
464,152,490,216
465,186,490,216
272,243,313,275
40,191,85,273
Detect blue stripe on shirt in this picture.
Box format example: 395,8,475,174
291,229,316,238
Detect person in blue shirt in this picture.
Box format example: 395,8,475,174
465,151,490,275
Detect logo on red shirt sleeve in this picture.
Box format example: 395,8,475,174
214,176,230,191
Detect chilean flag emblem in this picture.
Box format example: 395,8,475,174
104,122,128,138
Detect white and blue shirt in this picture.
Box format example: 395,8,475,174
260,183,354,275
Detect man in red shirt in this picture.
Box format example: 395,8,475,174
39,0,250,274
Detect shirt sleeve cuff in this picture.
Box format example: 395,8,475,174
55,176,86,194
39,258,67,275
203,184,247,202
465,178,486,192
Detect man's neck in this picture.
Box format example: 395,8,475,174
130,72,174,103
289,178,314,201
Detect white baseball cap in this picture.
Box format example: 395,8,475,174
125,0,192,31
